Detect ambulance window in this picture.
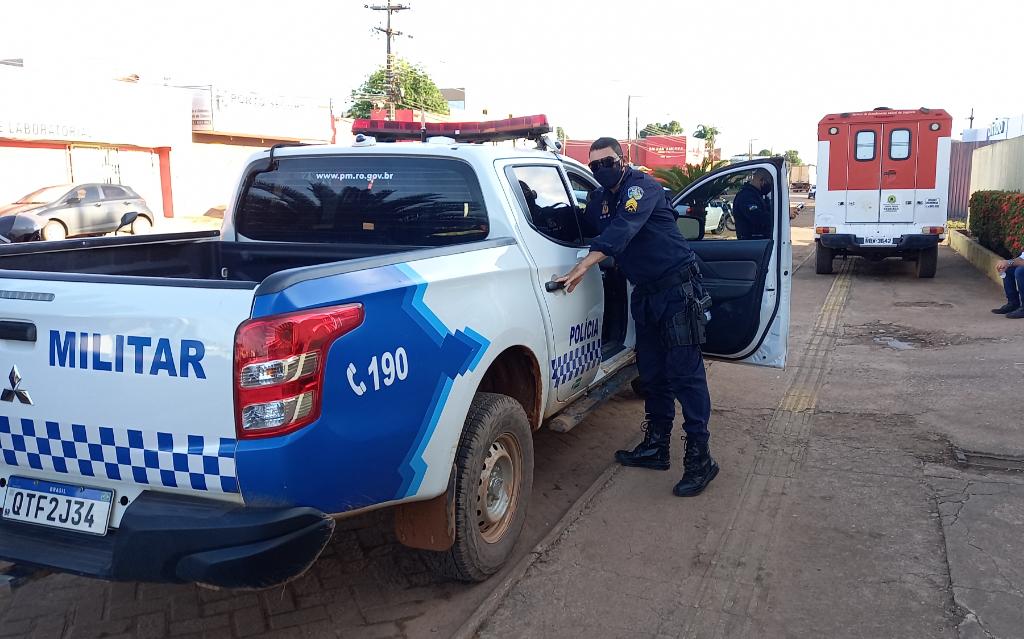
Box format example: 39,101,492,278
855,131,876,161
890,129,911,160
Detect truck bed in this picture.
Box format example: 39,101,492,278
0,231,414,287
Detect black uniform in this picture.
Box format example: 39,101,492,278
732,183,772,240
580,167,712,444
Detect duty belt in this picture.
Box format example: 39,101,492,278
633,261,701,298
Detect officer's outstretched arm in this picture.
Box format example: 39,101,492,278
589,187,657,256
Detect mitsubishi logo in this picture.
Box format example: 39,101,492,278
1,366,32,405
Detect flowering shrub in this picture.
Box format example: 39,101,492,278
969,191,1024,258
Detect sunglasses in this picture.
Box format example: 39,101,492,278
588,156,621,172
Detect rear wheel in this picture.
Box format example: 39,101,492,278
433,392,533,582
131,215,153,235
41,220,67,242
815,242,834,275
724,212,736,232
916,246,937,278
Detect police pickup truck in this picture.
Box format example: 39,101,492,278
0,117,791,588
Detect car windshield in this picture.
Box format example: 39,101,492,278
15,185,72,204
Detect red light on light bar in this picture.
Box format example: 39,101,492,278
352,115,551,143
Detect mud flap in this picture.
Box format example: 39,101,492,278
394,468,457,551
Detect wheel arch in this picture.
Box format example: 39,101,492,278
474,345,543,431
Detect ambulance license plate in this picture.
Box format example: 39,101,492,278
863,237,893,245
2,476,113,536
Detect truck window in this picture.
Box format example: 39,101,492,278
855,131,876,161
889,129,911,160
675,167,774,241
235,156,489,246
510,165,584,245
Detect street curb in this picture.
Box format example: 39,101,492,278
452,462,623,639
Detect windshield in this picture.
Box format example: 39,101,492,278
15,185,72,204
235,156,489,246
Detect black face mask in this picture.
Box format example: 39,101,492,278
759,181,772,195
593,163,623,189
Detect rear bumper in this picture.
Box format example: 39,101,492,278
0,491,334,588
818,233,940,254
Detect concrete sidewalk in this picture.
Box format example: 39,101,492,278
476,246,1022,639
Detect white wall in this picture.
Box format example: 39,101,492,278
970,137,1024,194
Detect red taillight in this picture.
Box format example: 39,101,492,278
922,226,945,235
234,304,364,439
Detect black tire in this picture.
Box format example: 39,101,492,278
815,242,834,275
916,246,937,278
724,213,736,232
432,392,533,582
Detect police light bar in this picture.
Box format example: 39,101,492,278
352,115,552,143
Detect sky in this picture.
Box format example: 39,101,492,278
4,0,1024,162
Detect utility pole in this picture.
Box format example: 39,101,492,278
968,107,975,129
748,138,758,161
367,2,411,120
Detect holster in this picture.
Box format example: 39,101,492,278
661,280,712,348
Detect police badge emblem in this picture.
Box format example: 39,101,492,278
626,186,644,200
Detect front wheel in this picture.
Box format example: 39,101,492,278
815,242,834,275
41,220,67,242
433,392,533,582
724,212,736,232
916,246,938,278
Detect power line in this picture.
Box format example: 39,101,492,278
366,2,411,120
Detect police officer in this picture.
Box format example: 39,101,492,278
556,137,717,497
732,169,773,240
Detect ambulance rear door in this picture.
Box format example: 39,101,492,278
878,123,918,224
845,124,882,224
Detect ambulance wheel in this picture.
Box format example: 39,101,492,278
438,392,533,582
916,246,937,278
815,243,834,275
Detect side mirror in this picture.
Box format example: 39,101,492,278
115,211,139,234
676,216,701,240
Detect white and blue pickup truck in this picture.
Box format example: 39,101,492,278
0,136,791,588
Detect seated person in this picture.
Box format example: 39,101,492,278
732,169,773,240
993,249,1024,319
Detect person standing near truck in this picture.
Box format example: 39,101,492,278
733,169,773,240
556,137,718,497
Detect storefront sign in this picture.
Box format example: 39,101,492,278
190,86,332,141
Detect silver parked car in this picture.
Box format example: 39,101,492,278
0,183,155,242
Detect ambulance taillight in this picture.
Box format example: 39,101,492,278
234,304,365,438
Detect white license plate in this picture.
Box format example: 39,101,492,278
2,476,113,536
863,237,893,245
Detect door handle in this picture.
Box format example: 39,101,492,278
883,170,896,176
545,280,565,292
93,203,102,207
0,320,37,343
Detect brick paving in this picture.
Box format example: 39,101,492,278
0,396,643,639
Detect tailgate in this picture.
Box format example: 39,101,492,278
0,277,257,522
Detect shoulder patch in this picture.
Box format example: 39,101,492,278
625,198,639,213
626,185,644,200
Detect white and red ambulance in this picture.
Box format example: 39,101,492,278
813,107,952,277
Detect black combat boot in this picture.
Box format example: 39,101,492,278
673,437,719,497
615,419,672,470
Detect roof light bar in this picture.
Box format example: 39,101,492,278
352,115,552,143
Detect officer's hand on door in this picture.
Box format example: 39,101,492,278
555,250,606,293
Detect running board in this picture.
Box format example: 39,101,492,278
545,364,638,433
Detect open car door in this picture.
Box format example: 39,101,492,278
672,158,791,368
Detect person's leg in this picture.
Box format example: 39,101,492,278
615,323,674,469
1006,267,1024,318
1006,266,1021,305
665,342,718,497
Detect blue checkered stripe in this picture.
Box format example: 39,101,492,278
551,339,603,387
0,416,238,494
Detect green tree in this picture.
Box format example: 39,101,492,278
653,158,729,193
757,149,772,156
783,149,803,165
692,124,721,159
556,126,568,142
349,59,450,118
639,120,684,138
